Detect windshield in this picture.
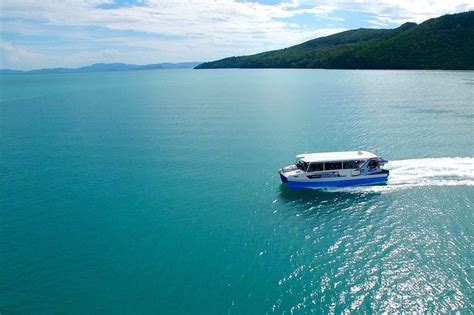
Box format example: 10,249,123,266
296,160,309,171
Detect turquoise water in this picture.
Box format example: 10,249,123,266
1,69,473,313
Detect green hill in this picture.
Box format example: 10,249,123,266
196,11,474,70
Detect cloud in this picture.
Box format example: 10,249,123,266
0,0,347,68
298,0,474,25
0,41,43,69
1,1,331,35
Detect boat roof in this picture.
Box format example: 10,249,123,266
296,151,377,163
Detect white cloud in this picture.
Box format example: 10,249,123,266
1,0,335,38
0,41,43,69
0,0,347,68
298,0,474,25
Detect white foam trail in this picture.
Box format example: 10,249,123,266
329,157,474,193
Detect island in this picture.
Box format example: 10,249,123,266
0,62,201,75
196,11,474,70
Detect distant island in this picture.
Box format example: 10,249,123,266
196,11,474,70
0,62,201,75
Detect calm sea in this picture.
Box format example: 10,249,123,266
1,69,473,313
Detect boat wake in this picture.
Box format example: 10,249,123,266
328,157,474,193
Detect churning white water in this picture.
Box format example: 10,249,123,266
330,157,474,193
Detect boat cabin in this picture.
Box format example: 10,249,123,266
295,151,384,174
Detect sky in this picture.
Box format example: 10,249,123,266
1,0,473,70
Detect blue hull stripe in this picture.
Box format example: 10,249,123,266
287,176,388,190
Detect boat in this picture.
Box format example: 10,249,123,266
279,151,389,189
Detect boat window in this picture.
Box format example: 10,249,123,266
343,160,365,169
296,160,309,171
324,161,342,170
307,162,323,172
367,159,379,169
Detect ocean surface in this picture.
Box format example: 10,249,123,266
1,69,473,313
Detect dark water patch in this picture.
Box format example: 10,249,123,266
416,108,456,115
454,112,474,119
392,104,473,121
